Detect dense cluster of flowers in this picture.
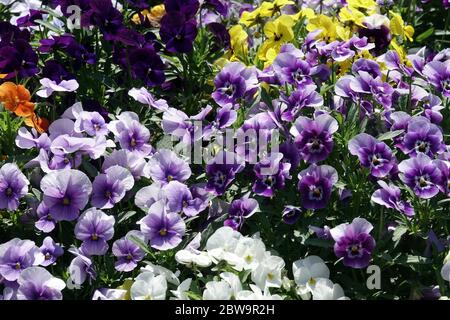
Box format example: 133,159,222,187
0,0,450,300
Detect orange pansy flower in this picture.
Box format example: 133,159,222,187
24,113,50,134
0,82,35,117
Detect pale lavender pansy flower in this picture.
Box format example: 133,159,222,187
15,127,51,150
423,60,450,97
148,149,191,185
74,208,115,256
39,236,64,267
163,181,208,217
35,202,56,233
40,169,92,221
128,87,169,111
139,200,186,251
91,165,134,209
0,163,29,211
112,231,146,272
68,247,96,286
36,78,79,98
74,111,109,137
102,149,148,179
16,267,66,300
330,218,376,269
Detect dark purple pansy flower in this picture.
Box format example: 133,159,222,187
81,0,125,41
74,208,115,256
139,200,186,251
0,238,43,282
280,84,323,122
423,60,450,98
112,231,146,272
212,62,259,107
252,153,291,197
16,9,44,28
398,153,442,199
282,206,302,225
160,13,198,53
434,160,450,196
309,225,332,240
290,114,338,164
351,58,382,79
165,0,200,18
401,116,445,157
16,267,65,300
348,133,396,178
224,197,259,230
42,60,75,83
297,165,338,210
272,46,312,86
358,24,391,55
91,166,134,209
148,149,191,185
0,163,29,211
40,169,92,222
330,218,376,269
39,237,64,267
39,34,96,66
206,151,244,196
371,181,415,217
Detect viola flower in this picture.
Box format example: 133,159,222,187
398,153,442,199
224,197,259,230
348,133,396,178
165,0,199,19
0,163,29,211
35,202,56,233
16,267,65,300
163,181,208,217
36,78,79,98
15,127,51,151
39,237,64,267
330,218,376,269
91,166,134,209
81,0,125,41
128,87,169,111
212,62,259,107
290,114,339,164
280,84,323,122
297,165,338,210
102,149,148,179
74,111,109,137
0,82,35,118
252,153,291,197
139,200,186,251
40,169,92,222
74,208,115,256
112,231,146,272
68,247,96,286
401,116,445,157
0,238,44,281
435,160,450,196
206,151,244,196
371,181,415,217
271,45,312,86
160,13,198,53
148,149,191,185
282,206,302,225
39,34,96,66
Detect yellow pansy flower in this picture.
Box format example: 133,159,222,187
293,8,315,21
117,279,134,300
240,7,263,27
131,4,165,27
229,25,249,62
390,11,414,42
258,14,294,61
260,0,295,18
339,7,366,28
306,14,337,42
347,0,377,15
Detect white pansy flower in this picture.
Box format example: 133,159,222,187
441,251,450,282
170,278,192,300
130,272,167,300
220,272,242,299
92,288,127,300
175,249,212,268
251,255,285,290
206,227,242,265
233,237,267,271
202,280,232,300
311,279,349,300
140,263,180,286
293,255,330,294
236,284,283,300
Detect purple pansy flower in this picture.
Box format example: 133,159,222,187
0,238,44,282
212,62,259,107
40,169,92,222
16,267,65,300
348,133,396,178
206,151,244,196
163,181,209,217
371,181,415,217
74,111,109,137
330,217,376,269
35,202,56,233
423,60,450,97
91,166,134,209
280,84,323,122
160,13,198,53
282,206,302,225
252,153,291,197
290,114,339,164
15,127,51,151
401,116,445,157
0,163,29,211
297,165,338,210
39,237,64,267
148,149,192,185
36,78,79,98
128,87,169,111
112,231,146,272
398,153,442,199
68,247,96,286
224,197,259,230
139,200,186,251
74,208,115,256
102,149,148,179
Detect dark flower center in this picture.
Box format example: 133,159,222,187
15,262,21,270
214,171,226,187
45,253,51,260
126,254,133,261
264,175,275,187
167,175,174,182
371,155,381,166
130,138,137,147
159,228,167,236
348,244,362,257
418,176,429,188
182,200,189,208
46,214,53,221
62,197,70,205
274,33,282,42
64,158,70,164
415,141,430,154
309,138,321,151
105,190,112,199
91,233,98,241
5,187,13,197
310,186,323,200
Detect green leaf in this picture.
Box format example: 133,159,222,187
303,238,333,248
377,130,404,141
34,19,63,34
416,28,435,42
129,235,153,256
392,225,408,245
117,211,137,224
